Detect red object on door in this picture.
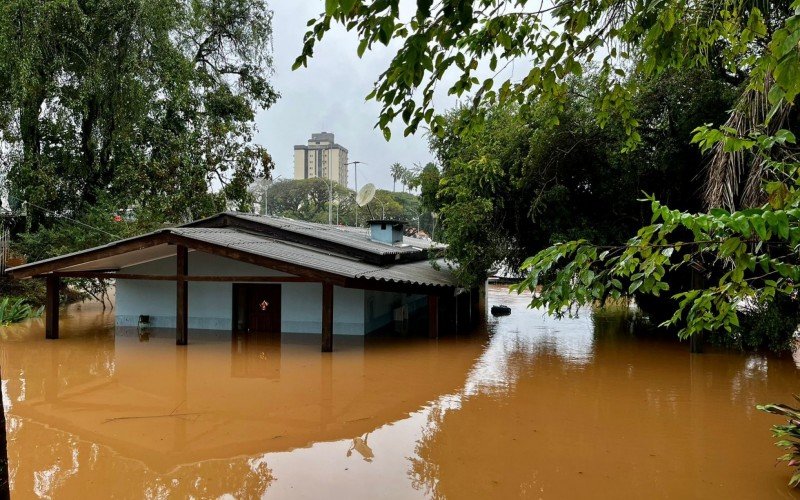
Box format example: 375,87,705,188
246,284,281,333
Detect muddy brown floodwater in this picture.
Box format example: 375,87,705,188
1,285,799,498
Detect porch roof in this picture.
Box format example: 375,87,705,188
6,216,458,291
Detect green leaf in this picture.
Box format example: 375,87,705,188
775,56,800,103
340,0,357,13
325,0,338,16
417,0,433,18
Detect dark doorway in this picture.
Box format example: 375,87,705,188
232,284,282,333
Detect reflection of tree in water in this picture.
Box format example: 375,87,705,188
409,405,446,499
8,416,275,498
409,323,594,498
0,320,275,497
0,338,115,408
408,306,800,498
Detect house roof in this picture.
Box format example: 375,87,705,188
172,227,456,287
188,212,438,261
7,214,457,291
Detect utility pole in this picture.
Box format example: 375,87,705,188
346,160,365,226
252,175,280,216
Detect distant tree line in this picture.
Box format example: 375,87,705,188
261,178,435,235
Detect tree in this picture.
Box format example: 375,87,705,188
267,178,354,223
412,162,441,214
0,0,277,234
297,0,800,340
389,162,405,192
400,167,418,193
425,71,736,287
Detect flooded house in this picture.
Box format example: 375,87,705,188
6,213,482,350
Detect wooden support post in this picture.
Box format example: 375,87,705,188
176,245,188,346
478,280,488,319
469,288,476,325
322,282,333,352
428,295,439,339
45,275,59,340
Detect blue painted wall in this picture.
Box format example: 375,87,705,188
115,251,367,335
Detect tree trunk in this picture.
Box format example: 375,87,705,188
81,95,100,206
19,89,46,228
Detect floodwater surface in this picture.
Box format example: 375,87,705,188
1,285,799,498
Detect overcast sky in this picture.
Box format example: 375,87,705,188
254,3,435,192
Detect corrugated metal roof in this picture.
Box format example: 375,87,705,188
8,214,457,289
221,212,440,256
171,227,457,287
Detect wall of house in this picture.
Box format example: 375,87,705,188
115,251,367,335
363,290,427,333
279,283,365,335
333,286,365,335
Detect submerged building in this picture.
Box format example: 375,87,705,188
7,214,483,351
293,132,349,186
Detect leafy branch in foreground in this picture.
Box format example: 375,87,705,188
758,397,800,488
299,0,795,149
512,129,800,338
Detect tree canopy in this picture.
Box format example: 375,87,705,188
301,0,800,339
297,0,794,145
0,0,277,237
425,69,737,286
264,178,433,232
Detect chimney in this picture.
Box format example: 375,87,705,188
368,220,404,245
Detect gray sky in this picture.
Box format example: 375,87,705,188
254,2,434,192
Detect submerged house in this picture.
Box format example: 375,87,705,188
7,213,482,351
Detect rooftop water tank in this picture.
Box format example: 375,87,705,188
368,220,404,245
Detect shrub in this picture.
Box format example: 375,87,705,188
0,277,45,306
0,297,43,325
714,296,800,354
758,397,800,488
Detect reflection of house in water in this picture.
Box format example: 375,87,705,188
8,213,485,350
231,330,282,379
0,308,486,497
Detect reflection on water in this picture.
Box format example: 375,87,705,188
1,287,799,498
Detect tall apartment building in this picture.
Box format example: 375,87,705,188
293,132,349,187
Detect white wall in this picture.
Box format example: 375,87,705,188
116,251,366,335
280,282,321,333
334,286,365,335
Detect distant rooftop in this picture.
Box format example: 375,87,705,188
294,132,348,152
311,132,335,143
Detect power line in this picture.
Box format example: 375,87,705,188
5,193,121,240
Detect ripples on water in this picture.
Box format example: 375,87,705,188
1,286,799,498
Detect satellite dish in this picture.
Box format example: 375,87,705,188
356,183,376,207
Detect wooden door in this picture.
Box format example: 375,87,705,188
246,284,281,333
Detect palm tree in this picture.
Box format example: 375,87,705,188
703,78,793,211
401,167,419,194
390,163,405,192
